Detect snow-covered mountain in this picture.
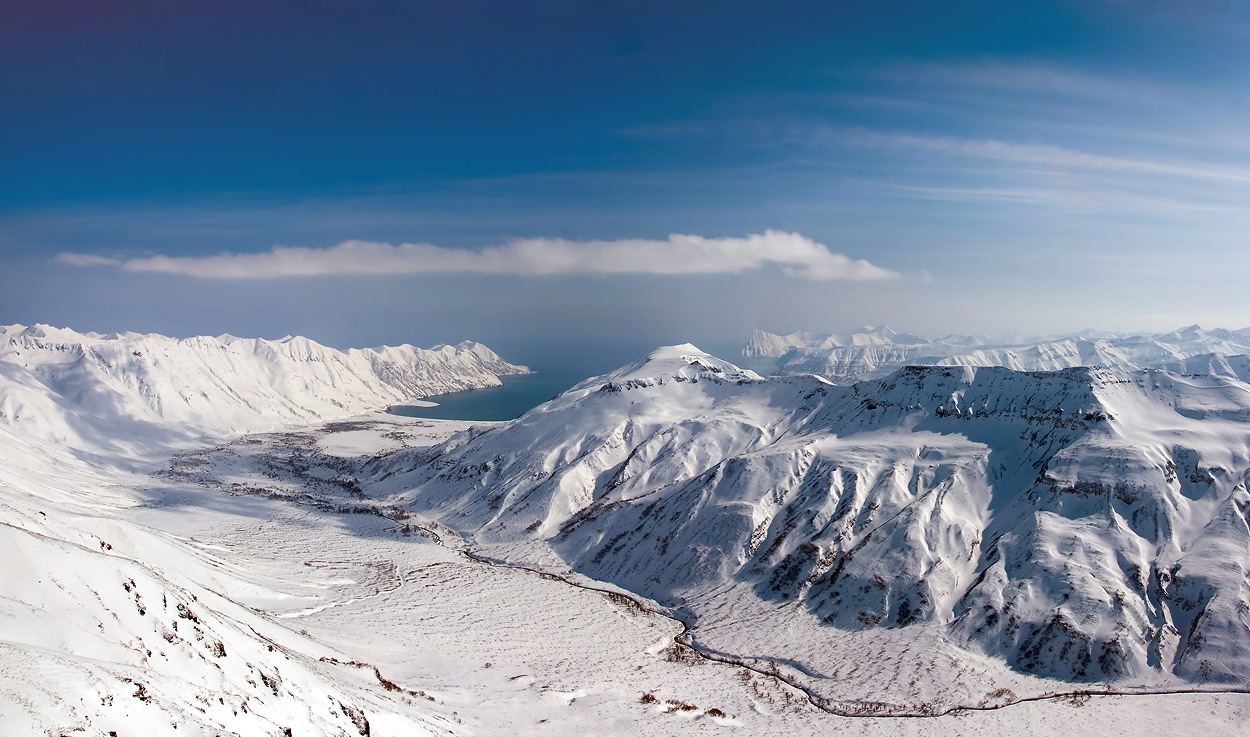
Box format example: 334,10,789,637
746,325,1250,384
743,325,949,358
372,345,1250,687
0,324,528,449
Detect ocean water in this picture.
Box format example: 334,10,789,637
388,368,589,421
389,339,752,422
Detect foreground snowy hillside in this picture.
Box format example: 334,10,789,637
0,324,528,446
0,326,525,734
374,345,1250,698
747,325,1250,383
0,426,473,735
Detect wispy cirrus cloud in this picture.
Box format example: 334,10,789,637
797,120,1250,215
884,183,1246,213
55,231,899,281
52,253,124,268
832,129,1250,184
848,60,1180,108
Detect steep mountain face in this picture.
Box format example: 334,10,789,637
750,325,1250,384
374,346,1250,685
0,324,528,447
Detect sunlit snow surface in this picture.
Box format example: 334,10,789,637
2,330,1249,734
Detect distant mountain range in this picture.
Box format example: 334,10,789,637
0,324,528,447
744,325,1250,384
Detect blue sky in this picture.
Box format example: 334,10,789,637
4,0,1250,358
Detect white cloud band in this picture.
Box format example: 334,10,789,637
56,231,898,281
54,253,123,268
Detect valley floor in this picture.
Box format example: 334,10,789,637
4,412,1247,735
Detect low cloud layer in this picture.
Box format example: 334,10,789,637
56,231,898,281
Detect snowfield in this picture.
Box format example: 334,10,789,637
2,327,1248,735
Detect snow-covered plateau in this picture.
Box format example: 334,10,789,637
2,326,1248,735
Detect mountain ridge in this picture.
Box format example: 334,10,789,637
372,346,1250,687
0,323,529,450
745,325,1250,384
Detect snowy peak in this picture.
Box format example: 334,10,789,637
620,344,763,383
528,344,766,408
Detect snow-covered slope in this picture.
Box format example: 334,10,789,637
373,346,1250,688
0,326,536,734
750,325,1250,384
0,324,528,448
0,403,473,734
